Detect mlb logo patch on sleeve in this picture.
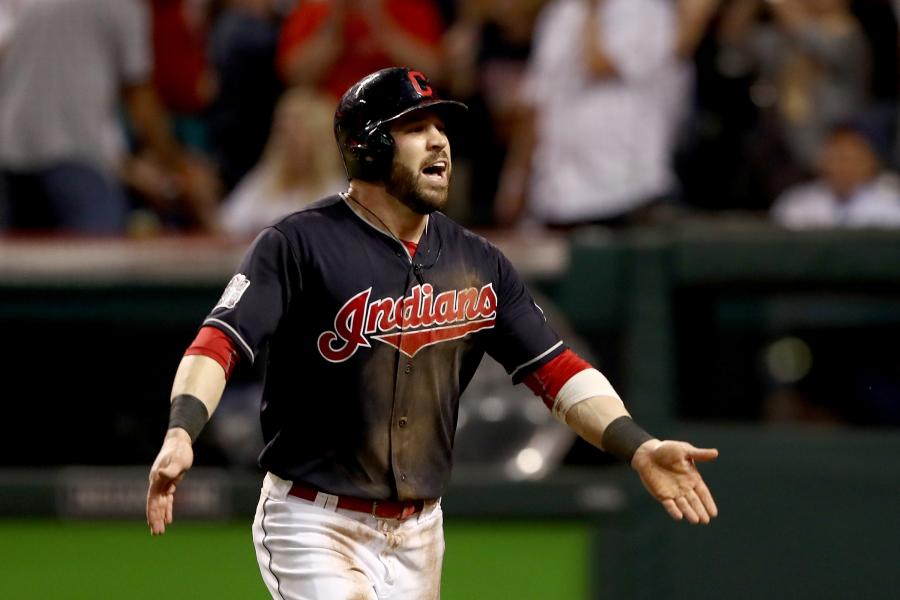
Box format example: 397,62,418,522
215,274,251,310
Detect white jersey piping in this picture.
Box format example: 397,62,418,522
510,340,564,379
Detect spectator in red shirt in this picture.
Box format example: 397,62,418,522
151,0,216,117
277,0,444,98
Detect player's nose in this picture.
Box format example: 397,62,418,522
425,125,448,151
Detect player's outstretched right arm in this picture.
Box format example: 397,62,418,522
147,355,227,535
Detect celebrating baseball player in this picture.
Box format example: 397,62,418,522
147,67,719,599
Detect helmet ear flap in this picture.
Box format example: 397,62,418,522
368,129,394,154
356,128,394,180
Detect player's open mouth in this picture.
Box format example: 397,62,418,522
421,160,448,183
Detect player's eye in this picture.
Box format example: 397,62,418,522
399,117,444,134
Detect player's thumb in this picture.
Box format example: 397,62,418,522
687,445,719,462
157,460,188,483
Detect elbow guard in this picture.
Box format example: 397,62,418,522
523,350,621,423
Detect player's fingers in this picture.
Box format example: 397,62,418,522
147,479,161,528
686,490,710,525
661,498,683,521
147,476,174,531
147,493,167,535
147,465,183,534
688,446,719,463
166,492,174,525
148,468,172,494
695,481,718,518
675,496,700,524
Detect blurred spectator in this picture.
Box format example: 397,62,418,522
717,0,870,204
443,0,547,224
219,88,345,236
208,0,285,192
151,0,217,150
0,0,30,60
0,0,218,234
496,0,720,228
0,0,31,222
277,0,444,100
772,122,900,228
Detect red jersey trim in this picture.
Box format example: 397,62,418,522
523,349,592,410
185,326,241,379
401,240,418,259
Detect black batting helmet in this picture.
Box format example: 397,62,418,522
334,67,468,181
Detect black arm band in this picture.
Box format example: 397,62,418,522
168,394,210,443
601,416,654,465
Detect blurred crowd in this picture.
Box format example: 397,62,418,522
0,0,899,236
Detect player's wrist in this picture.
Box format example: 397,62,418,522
164,426,193,444
629,438,662,469
167,394,209,443
601,416,655,465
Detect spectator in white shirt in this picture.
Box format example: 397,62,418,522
0,0,30,60
0,0,219,233
495,0,720,228
772,122,900,229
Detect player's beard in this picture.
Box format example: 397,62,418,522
385,157,449,215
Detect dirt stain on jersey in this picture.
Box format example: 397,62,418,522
434,269,487,296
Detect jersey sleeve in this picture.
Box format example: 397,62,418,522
483,248,565,383
202,226,300,364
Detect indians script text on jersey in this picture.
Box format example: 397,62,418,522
318,283,497,362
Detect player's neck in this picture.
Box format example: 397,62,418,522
346,181,428,243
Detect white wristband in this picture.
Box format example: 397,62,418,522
552,368,620,422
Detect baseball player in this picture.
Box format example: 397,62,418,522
147,67,719,599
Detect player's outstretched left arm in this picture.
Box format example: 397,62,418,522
564,396,719,524
147,355,226,535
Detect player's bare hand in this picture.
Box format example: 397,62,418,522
631,440,719,524
146,428,194,535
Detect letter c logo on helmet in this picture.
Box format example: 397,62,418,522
407,71,433,97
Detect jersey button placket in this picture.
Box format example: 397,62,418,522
391,273,418,497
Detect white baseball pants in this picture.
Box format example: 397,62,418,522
252,473,445,600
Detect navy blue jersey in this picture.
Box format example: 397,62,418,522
204,195,564,500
